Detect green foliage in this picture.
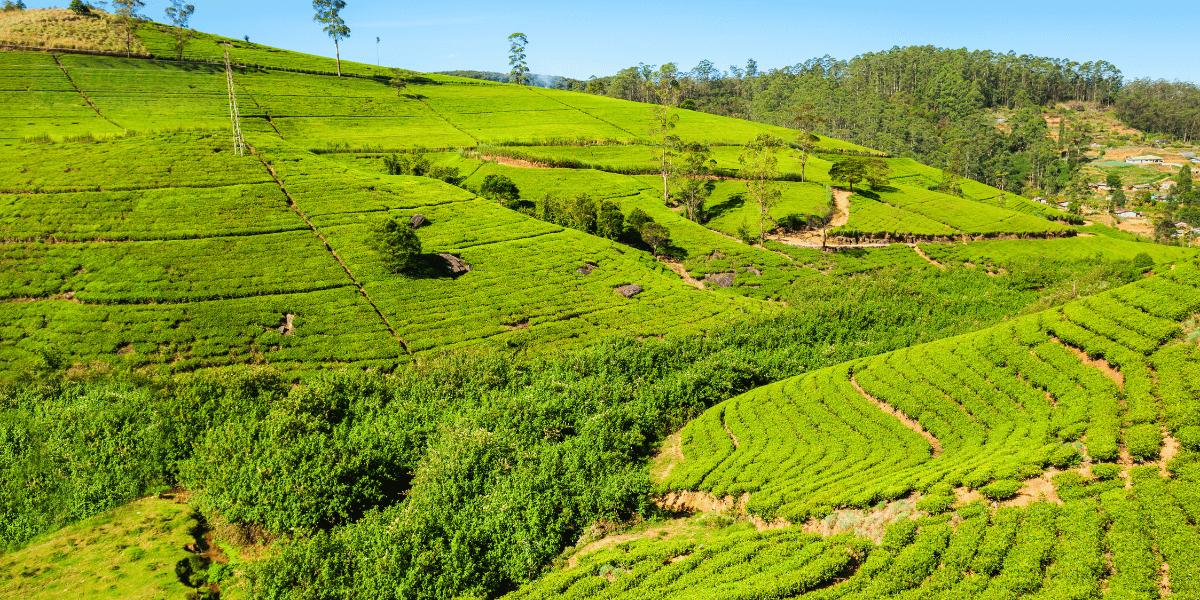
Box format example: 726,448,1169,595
915,494,956,514
368,216,422,273
625,206,654,231
1124,423,1163,461
1091,463,1121,481
979,479,1023,501
880,519,918,552
68,0,88,14
478,173,521,204
639,221,670,255
596,200,624,239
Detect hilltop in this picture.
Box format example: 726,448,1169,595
3,8,1199,600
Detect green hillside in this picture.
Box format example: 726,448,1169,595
4,10,1200,600
514,258,1200,599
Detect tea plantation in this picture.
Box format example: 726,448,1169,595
3,12,1200,600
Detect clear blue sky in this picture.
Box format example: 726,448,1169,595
31,1,1199,82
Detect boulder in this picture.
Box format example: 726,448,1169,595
438,253,471,276
410,214,428,229
705,272,736,288
576,262,598,275
614,284,643,298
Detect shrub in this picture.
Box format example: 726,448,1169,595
979,479,1023,501
369,216,422,273
915,494,956,514
3,0,27,12
1125,424,1162,462
880,519,918,552
1049,444,1083,468
1091,463,1122,481
1178,425,1200,452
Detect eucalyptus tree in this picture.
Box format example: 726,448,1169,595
789,104,821,182
508,33,529,85
312,0,350,76
111,0,145,57
739,133,783,244
163,1,195,60
648,63,681,205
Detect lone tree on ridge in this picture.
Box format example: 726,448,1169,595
312,0,350,76
508,33,529,85
164,1,195,60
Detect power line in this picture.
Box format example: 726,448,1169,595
224,46,246,157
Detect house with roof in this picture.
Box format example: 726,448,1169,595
1126,155,1164,164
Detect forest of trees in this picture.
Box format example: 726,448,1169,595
585,46,1195,198
1116,78,1200,143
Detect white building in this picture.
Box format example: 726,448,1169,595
1126,155,1164,164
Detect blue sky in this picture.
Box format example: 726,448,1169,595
31,1,1199,82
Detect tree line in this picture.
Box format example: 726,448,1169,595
583,47,1198,199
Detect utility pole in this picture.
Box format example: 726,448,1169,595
224,47,246,157
376,37,380,66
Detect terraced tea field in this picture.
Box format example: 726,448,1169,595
6,17,1200,600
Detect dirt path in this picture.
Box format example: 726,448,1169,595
480,154,549,169
851,374,943,457
1051,337,1125,386
830,188,852,228
911,244,945,270
661,259,705,289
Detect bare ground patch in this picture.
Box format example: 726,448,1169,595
802,495,920,544
649,431,684,484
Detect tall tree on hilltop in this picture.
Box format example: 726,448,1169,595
312,0,350,76
111,0,145,57
508,33,529,85
789,103,822,183
163,1,195,61
739,133,783,244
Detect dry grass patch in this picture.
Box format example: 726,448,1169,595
0,8,146,54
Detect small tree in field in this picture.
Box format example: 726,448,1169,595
639,222,670,256
739,133,783,244
371,216,421,273
677,141,716,222
68,1,90,15
479,174,520,205
312,0,350,76
829,158,868,192
164,1,195,60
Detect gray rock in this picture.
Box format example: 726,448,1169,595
614,284,643,298
410,214,428,229
576,262,598,275
705,272,736,288
439,253,471,275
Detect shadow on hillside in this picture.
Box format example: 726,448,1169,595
706,192,746,221
404,254,464,279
